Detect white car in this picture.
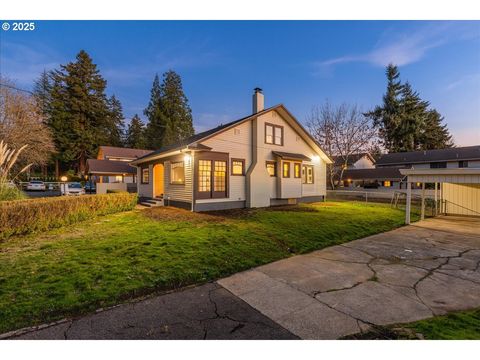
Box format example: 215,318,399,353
26,180,46,191
61,182,85,196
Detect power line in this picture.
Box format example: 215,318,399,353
0,82,34,95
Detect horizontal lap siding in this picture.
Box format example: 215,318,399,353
164,160,193,203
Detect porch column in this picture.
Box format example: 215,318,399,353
420,182,425,220
434,182,438,216
406,181,411,225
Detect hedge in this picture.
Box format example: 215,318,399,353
0,192,138,239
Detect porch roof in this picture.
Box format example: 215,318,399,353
272,151,311,161
399,168,480,184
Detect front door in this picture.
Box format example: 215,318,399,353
153,164,164,198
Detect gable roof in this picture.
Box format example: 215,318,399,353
99,146,153,160
86,159,136,175
131,104,333,165
376,146,480,166
343,167,403,181
332,153,375,167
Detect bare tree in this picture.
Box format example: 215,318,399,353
307,101,377,188
0,78,55,174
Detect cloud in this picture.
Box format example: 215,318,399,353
313,22,477,74
445,73,480,91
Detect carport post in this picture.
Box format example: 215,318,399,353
421,182,425,220
434,182,438,215
406,181,411,225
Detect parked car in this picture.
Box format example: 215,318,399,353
84,181,96,193
61,182,85,196
26,180,46,191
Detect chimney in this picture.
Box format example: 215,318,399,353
252,87,264,114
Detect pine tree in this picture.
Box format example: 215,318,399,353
125,114,147,149
48,50,110,175
106,95,125,147
365,64,403,151
420,110,453,150
159,70,194,145
144,74,167,149
33,70,53,118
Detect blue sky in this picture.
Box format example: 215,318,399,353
1,20,479,145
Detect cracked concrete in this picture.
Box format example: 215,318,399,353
219,216,480,339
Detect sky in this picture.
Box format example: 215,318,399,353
1,20,479,146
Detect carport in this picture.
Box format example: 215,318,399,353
400,168,480,224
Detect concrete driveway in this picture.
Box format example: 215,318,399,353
219,216,480,339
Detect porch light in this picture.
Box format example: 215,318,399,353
184,153,192,163
60,176,68,182
312,155,320,163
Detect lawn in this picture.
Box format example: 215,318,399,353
344,308,480,340
0,201,413,333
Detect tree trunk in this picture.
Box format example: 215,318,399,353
55,159,59,179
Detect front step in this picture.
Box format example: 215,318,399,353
139,197,164,208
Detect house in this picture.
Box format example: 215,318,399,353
86,146,153,194
341,146,480,189
130,89,332,211
332,153,375,170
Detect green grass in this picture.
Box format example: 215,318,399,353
0,201,414,333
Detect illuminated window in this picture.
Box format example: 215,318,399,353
141,168,149,184
283,162,290,178
170,161,185,184
294,163,301,178
266,161,276,177
198,160,211,192
383,180,391,187
231,159,245,176
302,165,314,184
214,161,227,192
114,175,123,183
265,123,283,145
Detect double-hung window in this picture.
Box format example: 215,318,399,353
141,168,149,184
265,123,283,145
170,161,185,184
283,162,290,178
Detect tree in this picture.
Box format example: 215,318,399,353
33,70,53,117
144,71,194,149
106,95,125,147
144,74,166,149
48,50,111,175
125,114,147,149
0,78,55,173
366,64,453,152
307,101,377,188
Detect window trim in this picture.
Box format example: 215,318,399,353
264,122,284,146
302,165,314,184
266,161,277,177
169,161,186,185
141,167,150,184
231,158,245,176
293,163,301,178
282,161,290,178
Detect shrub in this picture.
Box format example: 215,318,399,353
0,192,138,239
0,184,26,201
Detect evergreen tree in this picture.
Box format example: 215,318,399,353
159,70,194,145
125,114,147,149
106,95,125,147
144,74,167,149
33,70,53,118
366,64,453,152
48,50,111,175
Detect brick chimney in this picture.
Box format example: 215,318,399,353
252,87,264,114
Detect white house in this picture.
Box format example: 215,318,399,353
130,89,332,211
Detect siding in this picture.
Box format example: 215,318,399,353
443,183,480,216
164,159,193,203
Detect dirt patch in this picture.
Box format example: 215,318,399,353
141,206,226,223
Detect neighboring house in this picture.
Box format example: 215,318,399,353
86,146,153,193
130,89,332,211
332,153,375,170
341,146,480,189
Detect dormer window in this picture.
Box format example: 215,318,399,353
265,123,283,146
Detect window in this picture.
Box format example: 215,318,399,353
265,123,283,145
283,162,290,178
459,161,468,168
294,163,301,178
383,180,391,187
141,168,149,184
430,162,447,169
214,161,227,192
198,160,211,192
302,165,314,184
266,161,277,177
170,161,185,184
114,175,123,183
231,159,245,176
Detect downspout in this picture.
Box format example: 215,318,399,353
245,117,258,208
